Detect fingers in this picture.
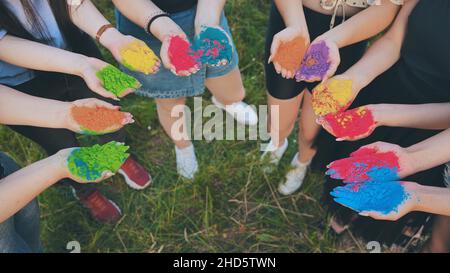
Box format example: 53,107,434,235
122,112,135,125
359,211,393,220
94,85,120,101
74,98,120,110
274,62,282,74
350,143,382,157
270,38,280,60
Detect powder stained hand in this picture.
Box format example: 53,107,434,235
326,147,400,183
295,41,331,82
272,36,308,72
312,79,353,116
168,35,200,73
193,26,233,66
321,107,376,140
71,106,128,135
331,180,410,215
67,141,130,181
120,41,160,75
96,65,141,97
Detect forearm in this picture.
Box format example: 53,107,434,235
0,85,69,128
343,1,417,92
375,103,450,130
195,0,226,26
407,129,450,174
414,185,450,217
0,35,87,76
112,0,179,41
274,0,307,30
0,154,66,222
345,34,401,92
68,0,111,40
319,0,399,48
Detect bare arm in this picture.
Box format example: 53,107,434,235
319,0,400,48
407,129,450,175
373,103,450,130
345,0,418,93
0,153,66,222
0,85,131,133
195,0,226,32
414,184,450,217
274,0,307,30
112,0,182,41
0,85,68,128
0,35,87,77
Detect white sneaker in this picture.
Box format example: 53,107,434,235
261,138,288,173
211,96,258,126
278,153,311,195
175,144,198,179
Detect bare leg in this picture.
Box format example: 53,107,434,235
205,67,245,105
155,97,191,149
298,91,320,163
267,91,304,147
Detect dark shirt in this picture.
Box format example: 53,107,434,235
152,0,197,13
400,0,450,99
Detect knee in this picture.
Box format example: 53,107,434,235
156,98,186,113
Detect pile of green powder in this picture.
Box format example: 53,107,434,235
67,141,130,181
96,65,140,97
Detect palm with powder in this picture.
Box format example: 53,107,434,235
317,105,379,141
64,99,134,135
312,76,356,116
268,27,310,79
358,182,420,221
326,142,417,183
56,148,114,183
113,36,161,75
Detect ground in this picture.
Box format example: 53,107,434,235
0,0,366,253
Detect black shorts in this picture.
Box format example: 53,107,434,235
265,4,368,100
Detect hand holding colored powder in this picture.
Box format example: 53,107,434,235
119,40,161,75
70,100,134,135
330,180,413,216
165,35,201,76
295,40,333,82
318,106,377,141
66,141,129,182
269,32,308,79
96,65,141,98
312,78,354,116
193,26,233,67
326,146,401,183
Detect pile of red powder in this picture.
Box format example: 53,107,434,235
168,35,200,73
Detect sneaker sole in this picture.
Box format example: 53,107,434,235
118,169,152,190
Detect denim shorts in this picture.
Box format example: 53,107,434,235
116,7,239,99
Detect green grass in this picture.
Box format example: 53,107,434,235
0,0,365,253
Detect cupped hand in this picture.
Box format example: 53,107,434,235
56,148,115,183
160,33,201,77
194,25,234,67
317,105,378,141
311,75,356,116
113,36,161,75
269,27,310,79
332,181,420,221
326,142,417,183
78,57,126,100
64,98,134,135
